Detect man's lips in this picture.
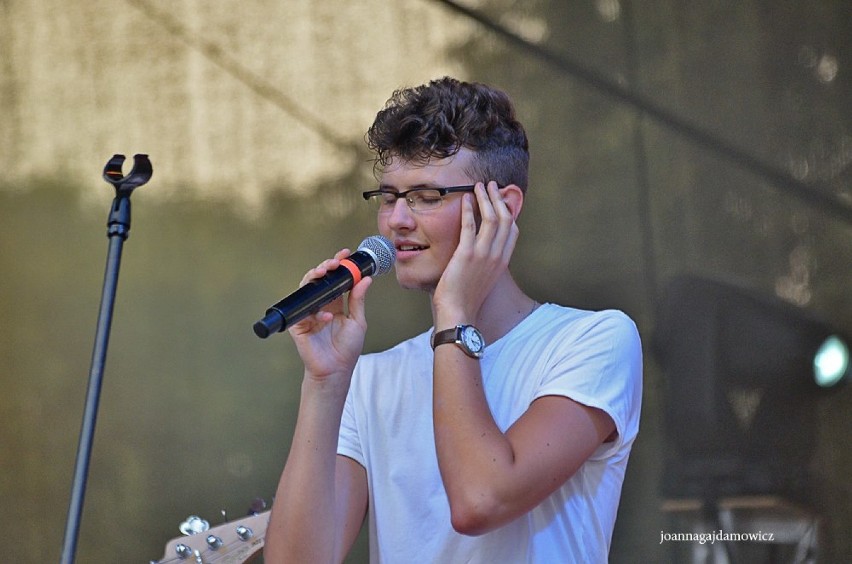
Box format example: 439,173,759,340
395,242,428,258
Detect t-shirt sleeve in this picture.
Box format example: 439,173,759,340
533,310,643,460
337,364,366,467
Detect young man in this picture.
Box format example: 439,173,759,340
265,77,642,563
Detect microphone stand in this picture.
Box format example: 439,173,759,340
60,154,152,564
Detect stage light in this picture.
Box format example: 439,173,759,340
653,274,849,501
814,335,849,388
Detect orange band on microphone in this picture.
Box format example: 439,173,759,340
339,258,362,285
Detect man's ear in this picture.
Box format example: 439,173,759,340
500,184,524,221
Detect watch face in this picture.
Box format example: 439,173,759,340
461,326,485,353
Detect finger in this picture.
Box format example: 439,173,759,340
299,249,351,287
486,181,509,225
485,180,505,247
475,182,498,224
300,261,333,286
464,189,484,255
489,181,512,215
481,182,512,225
502,219,520,264
333,248,352,260
458,191,478,250
492,183,519,264
288,308,333,337
475,182,512,256
347,276,373,326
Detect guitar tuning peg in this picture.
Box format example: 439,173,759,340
221,509,228,522
178,515,210,536
249,497,267,515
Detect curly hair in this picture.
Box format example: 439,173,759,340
366,77,529,192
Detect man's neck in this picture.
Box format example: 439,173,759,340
430,272,535,345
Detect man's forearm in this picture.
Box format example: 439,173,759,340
265,375,350,563
432,349,519,535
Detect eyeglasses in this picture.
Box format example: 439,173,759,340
362,185,476,213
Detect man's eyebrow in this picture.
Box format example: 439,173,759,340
378,183,439,191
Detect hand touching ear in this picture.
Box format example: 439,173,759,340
433,181,522,324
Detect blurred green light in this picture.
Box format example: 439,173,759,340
813,335,849,388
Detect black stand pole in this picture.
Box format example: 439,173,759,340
60,154,152,564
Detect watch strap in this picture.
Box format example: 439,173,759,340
431,326,461,350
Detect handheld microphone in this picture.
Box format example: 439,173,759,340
253,235,396,338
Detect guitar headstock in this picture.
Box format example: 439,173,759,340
152,510,269,564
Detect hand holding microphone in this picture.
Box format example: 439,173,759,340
253,235,396,338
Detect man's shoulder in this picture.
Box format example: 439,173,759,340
537,303,638,336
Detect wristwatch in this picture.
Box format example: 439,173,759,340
431,324,485,359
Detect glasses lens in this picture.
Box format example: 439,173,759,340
408,189,443,211
367,191,397,211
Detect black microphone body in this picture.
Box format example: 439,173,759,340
253,236,395,338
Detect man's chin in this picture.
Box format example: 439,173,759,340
395,273,437,293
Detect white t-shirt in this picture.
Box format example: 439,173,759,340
338,303,643,563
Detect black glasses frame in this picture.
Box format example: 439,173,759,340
362,184,477,210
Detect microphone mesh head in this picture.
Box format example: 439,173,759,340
357,235,396,276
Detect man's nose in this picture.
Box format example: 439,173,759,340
387,198,415,228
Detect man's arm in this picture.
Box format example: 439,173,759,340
264,378,368,563
432,352,614,535
430,182,618,535
263,252,372,563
